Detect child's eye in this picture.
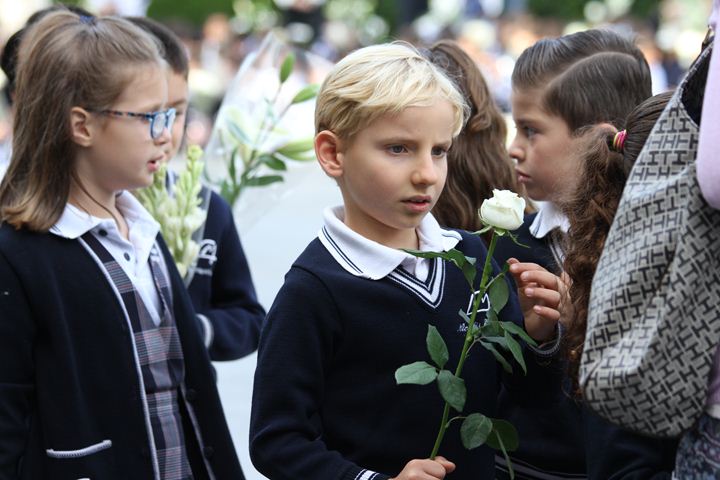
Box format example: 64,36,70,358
523,126,538,138
431,146,448,157
388,145,407,154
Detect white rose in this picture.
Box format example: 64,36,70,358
479,189,526,231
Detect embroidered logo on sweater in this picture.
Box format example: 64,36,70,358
192,239,217,276
457,290,491,333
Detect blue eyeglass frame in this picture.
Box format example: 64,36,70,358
97,107,177,139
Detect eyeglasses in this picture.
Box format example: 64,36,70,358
95,107,177,140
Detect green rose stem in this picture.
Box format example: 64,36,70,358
396,190,530,480
429,232,498,459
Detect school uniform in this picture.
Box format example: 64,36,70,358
0,192,244,480
250,206,536,480
493,207,586,479
182,185,265,361
493,206,676,479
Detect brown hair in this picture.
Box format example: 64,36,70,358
513,29,652,132
0,12,164,231
561,91,673,391
427,40,520,231
0,4,93,105
127,16,189,78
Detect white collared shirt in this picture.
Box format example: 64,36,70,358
318,206,462,281
529,201,569,268
529,201,570,239
50,191,165,326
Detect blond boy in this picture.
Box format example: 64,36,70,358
250,43,561,480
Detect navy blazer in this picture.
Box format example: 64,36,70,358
0,224,244,480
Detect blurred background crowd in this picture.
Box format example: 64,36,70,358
0,0,712,155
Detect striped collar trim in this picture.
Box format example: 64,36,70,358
318,206,461,280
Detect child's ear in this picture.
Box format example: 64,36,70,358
69,107,94,147
315,130,344,179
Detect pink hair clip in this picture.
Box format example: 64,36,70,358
612,129,627,153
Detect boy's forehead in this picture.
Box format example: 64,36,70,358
361,103,456,140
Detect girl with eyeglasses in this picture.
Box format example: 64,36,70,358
0,10,244,480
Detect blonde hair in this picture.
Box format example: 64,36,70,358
0,11,164,232
315,42,468,140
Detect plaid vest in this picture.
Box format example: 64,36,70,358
82,232,194,480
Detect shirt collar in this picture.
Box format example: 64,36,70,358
318,206,461,280
529,201,570,239
50,190,160,241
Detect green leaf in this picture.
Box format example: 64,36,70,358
486,419,519,452
260,155,287,171
276,138,315,157
291,83,320,104
500,261,510,276
426,326,449,369
507,231,530,248
287,152,316,162
484,335,509,349
500,321,538,347
458,309,473,326
460,413,493,449
480,340,512,373
395,361,438,385
488,275,509,313
491,423,517,479
227,121,251,145
228,147,238,182
473,224,493,235
244,175,284,187
504,331,526,374
481,319,502,336
447,249,475,272
461,261,477,287
437,370,466,412
402,249,448,260
279,53,295,84
278,150,316,162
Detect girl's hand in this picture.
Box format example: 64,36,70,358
507,258,567,342
390,456,456,480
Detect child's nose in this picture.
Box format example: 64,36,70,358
508,136,524,163
154,126,172,145
412,154,439,185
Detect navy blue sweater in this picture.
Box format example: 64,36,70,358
186,190,265,361
250,230,525,480
493,213,676,479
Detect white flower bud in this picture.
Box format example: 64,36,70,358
479,189,526,231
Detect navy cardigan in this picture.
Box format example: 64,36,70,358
185,190,265,361
0,224,244,480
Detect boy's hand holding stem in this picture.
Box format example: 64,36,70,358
394,190,563,479
390,457,456,480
